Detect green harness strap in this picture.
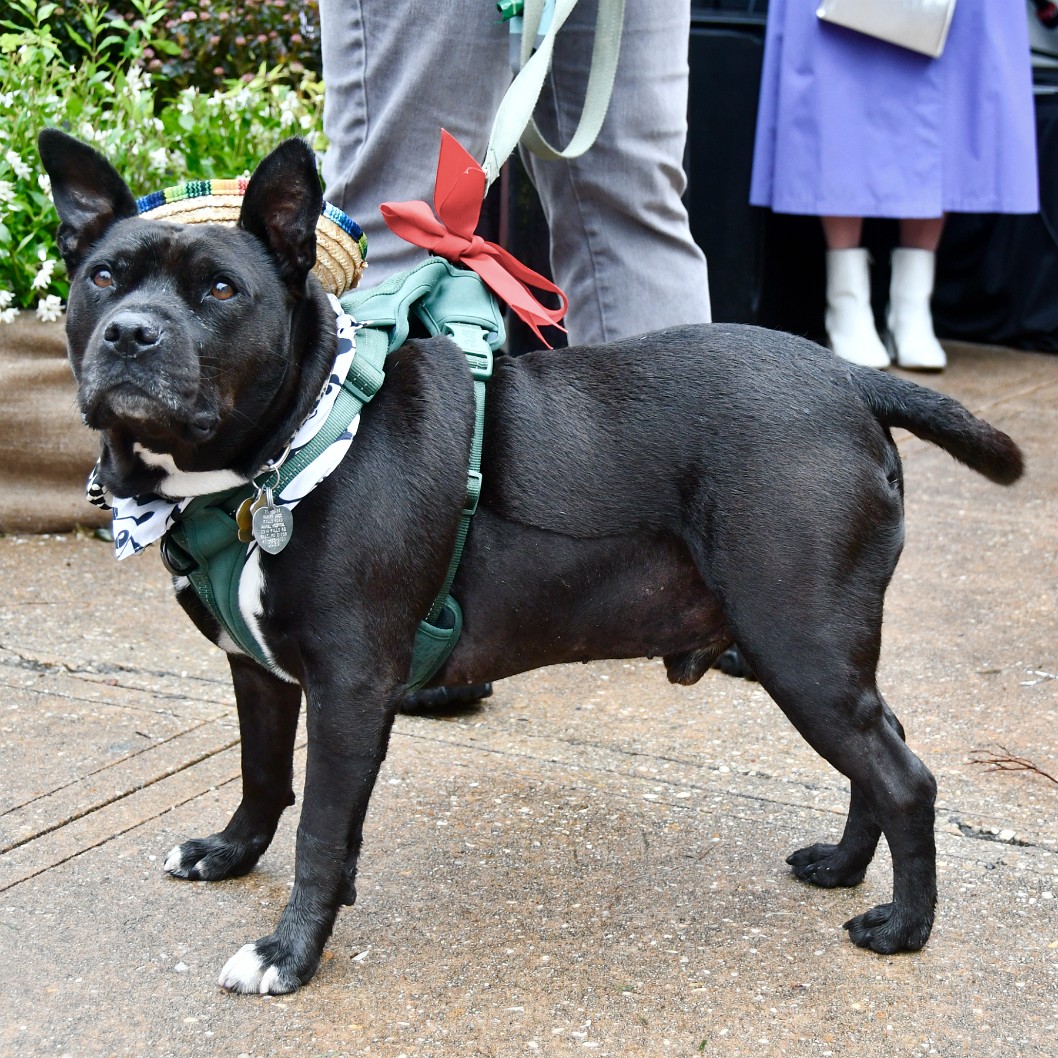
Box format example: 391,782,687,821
341,259,503,689
161,258,502,690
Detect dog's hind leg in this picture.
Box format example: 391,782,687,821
685,462,935,952
759,651,935,951
734,626,937,953
786,697,907,888
787,781,880,888
165,657,301,881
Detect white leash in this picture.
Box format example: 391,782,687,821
483,0,627,190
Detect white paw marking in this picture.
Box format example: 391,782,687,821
164,845,187,876
218,944,266,993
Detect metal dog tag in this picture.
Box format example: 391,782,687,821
251,488,293,555
235,495,259,543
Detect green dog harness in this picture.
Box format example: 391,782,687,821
160,257,504,689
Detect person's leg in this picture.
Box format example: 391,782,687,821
821,215,864,250
522,0,711,344
888,216,947,371
820,217,889,369
898,216,945,252
319,0,510,287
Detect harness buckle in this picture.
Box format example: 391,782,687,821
464,346,494,381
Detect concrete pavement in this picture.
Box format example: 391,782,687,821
1,342,1056,1057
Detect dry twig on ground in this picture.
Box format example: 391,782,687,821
967,745,1058,787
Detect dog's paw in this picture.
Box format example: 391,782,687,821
218,943,300,995
786,842,869,888
164,835,262,881
843,902,933,954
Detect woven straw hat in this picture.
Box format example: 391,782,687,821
136,178,367,296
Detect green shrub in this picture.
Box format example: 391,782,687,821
0,0,325,319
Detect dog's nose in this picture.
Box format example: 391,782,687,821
103,312,162,359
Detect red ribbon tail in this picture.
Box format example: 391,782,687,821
380,132,570,349
468,248,568,349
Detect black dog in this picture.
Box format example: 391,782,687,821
39,129,1022,995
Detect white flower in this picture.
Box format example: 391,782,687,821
6,150,30,179
0,92,14,108
280,109,295,129
125,65,151,95
148,147,168,171
299,113,314,130
0,306,20,324
0,180,14,205
32,256,56,290
36,294,63,323
37,172,51,198
177,87,199,115
0,290,14,309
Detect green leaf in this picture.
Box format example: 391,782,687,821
63,25,88,50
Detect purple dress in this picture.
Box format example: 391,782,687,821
750,0,1040,217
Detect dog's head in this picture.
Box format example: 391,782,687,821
38,129,336,498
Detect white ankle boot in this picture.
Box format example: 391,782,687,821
886,247,947,371
824,248,890,369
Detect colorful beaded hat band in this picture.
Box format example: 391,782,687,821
136,178,368,297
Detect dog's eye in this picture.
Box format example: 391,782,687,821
210,279,237,301
91,267,113,289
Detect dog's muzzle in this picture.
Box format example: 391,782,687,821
102,310,163,360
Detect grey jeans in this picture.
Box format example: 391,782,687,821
319,0,711,345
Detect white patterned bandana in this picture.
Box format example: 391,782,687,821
89,294,362,560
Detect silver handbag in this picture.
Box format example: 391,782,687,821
816,0,958,59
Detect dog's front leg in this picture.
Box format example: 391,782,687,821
165,657,301,881
218,674,396,995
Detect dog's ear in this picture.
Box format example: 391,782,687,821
238,138,323,293
37,128,139,272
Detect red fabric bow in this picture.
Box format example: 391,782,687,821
381,130,568,348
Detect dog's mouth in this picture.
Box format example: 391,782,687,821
82,378,219,444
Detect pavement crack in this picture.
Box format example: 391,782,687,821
0,771,242,894
0,713,235,821
0,734,240,857
948,817,1042,849
0,641,227,690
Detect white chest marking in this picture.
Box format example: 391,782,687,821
134,444,249,499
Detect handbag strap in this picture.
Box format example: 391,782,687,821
483,0,626,189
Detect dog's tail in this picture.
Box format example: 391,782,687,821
850,367,1024,485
